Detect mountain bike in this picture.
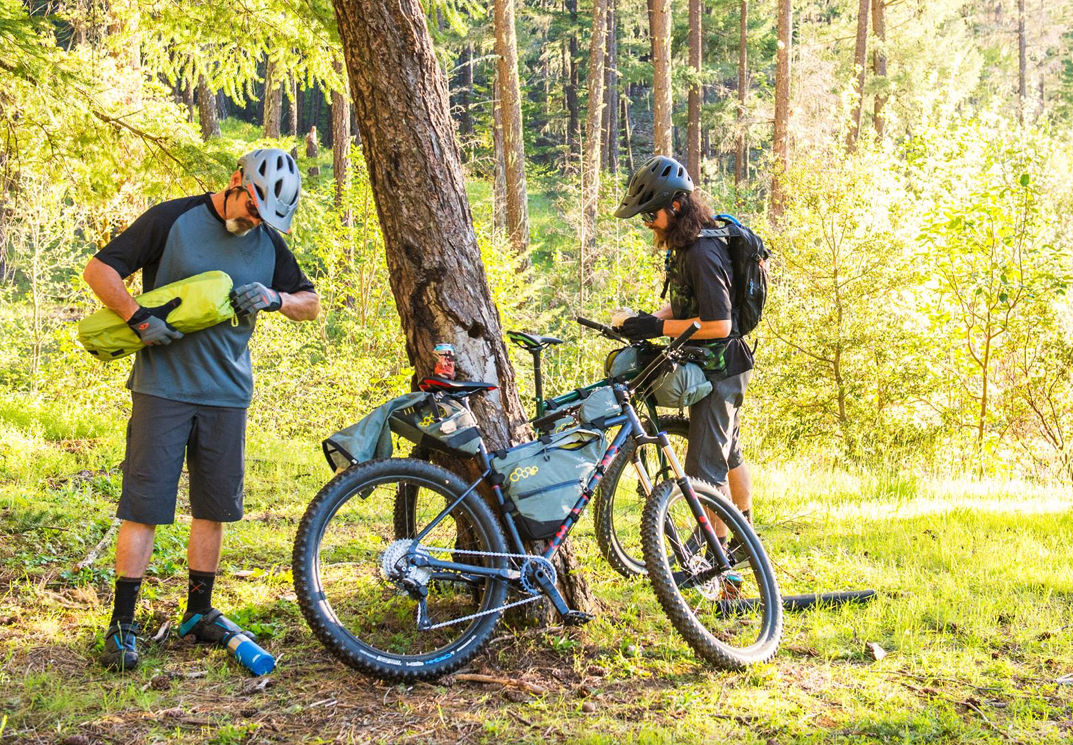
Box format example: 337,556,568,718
292,323,782,682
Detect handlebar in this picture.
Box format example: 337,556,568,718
668,321,701,350
575,316,629,342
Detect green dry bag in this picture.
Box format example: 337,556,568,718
78,270,237,361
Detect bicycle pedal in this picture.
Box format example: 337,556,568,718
562,610,594,626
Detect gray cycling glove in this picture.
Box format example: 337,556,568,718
231,282,283,316
126,298,184,346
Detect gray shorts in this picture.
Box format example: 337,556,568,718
118,392,247,525
685,370,750,488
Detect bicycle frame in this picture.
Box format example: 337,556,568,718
405,383,733,595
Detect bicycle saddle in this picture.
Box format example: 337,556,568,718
419,376,498,395
507,330,564,351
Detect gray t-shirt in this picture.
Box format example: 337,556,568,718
94,194,315,408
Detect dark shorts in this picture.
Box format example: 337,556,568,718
118,392,247,525
685,370,750,488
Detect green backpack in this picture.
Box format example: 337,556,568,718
78,271,237,361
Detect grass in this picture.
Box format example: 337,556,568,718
1,399,1072,744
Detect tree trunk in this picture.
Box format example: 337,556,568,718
1018,0,1026,124
846,0,869,149
771,0,791,216
492,77,507,239
650,0,673,156
332,60,352,219
460,44,474,139
332,0,593,619
871,0,886,139
582,0,609,256
197,76,221,139
735,0,747,188
565,0,580,157
622,94,634,173
182,79,195,122
263,59,283,138
686,0,702,182
494,0,530,255
605,0,619,175
288,73,299,137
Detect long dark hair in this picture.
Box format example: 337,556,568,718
664,190,717,250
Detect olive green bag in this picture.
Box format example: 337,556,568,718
78,271,237,361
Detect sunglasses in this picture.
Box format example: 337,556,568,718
640,211,657,223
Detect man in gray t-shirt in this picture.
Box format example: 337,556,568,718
83,149,320,672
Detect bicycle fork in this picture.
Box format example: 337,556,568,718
630,431,733,573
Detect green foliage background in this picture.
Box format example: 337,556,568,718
1,0,1072,482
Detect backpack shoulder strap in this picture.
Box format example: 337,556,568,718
698,227,732,239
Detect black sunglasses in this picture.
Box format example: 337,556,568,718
640,211,657,223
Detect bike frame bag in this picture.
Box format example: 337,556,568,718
492,427,605,541
78,270,236,361
388,394,483,457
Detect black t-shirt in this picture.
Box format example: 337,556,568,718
666,235,753,380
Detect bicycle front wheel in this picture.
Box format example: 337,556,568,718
642,477,782,669
593,415,690,578
293,458,509,682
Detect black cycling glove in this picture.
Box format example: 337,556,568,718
126,298,184,346
620,312,664,340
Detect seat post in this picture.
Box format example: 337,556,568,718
531,348,545,416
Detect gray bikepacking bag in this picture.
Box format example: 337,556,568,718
323,392,481,472
492,427,606,541
649,361,712,408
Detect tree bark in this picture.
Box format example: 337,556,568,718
332,60,352,219
288,73,299,137
565,0,580,157
686,0,702,182
771,0,791,216
603,0,619,174
332,0,592,619
650,0,673,156
582,0,609,257
735,0,747,188
182,79,195,123
622,94,634,173
197,76,221,139
263,59,283,139
494,0,530,255
1018,0,1026,124
846,0,869,149
460,44,474,139
871,0,886,139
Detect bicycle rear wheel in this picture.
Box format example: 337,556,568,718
593,415,689,578
641,477,782,669
293,458,509,682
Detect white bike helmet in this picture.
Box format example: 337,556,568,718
238,148,301,233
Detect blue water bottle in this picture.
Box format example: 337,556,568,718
180,611,276,676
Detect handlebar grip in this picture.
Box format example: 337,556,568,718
667,321,701,351
575,316,604,331
575,316,628,342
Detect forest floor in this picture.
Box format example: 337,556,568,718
1,394,1072,744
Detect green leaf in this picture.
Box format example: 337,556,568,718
1019,173,1030,187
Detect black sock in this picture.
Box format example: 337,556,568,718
110,577,142,626
186,570,216,615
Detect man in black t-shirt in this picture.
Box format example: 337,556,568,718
82,149,320,672
611,156,756,531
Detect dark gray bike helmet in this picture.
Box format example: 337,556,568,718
238,148,301,233
613,155,694,219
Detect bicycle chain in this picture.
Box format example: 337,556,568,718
414,546,554,630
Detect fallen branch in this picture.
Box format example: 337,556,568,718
453,673,547,695
75,519,120,571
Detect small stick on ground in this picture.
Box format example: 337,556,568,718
454,673,547,695
75,518,120,571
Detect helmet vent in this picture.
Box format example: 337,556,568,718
276,155,284,170
255,184,266,202
274,180,283,198
661,165,672,178
258,160,268,177
649,162,659,172
677,166,683,177
642,190,654,204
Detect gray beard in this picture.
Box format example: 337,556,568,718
225,218,254,236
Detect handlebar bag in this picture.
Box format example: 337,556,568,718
605,346,640,379
492,427,606,541
649,361,713,408
388,393,483,457
78,270,236,361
